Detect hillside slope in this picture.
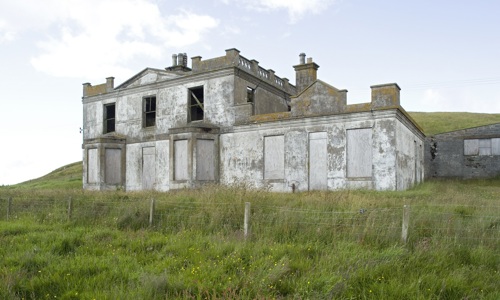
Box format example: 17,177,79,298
408,112,500,136
5,161,83,189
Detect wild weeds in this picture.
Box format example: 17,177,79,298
1,179,500,299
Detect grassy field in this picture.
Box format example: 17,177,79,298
1,165,500,299
1,112,500,299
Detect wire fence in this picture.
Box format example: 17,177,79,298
1,196,499,247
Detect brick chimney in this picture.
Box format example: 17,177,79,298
293,53,319,94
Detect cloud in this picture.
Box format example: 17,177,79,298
1,0,218,81
0,19,15,43
224,0,336,22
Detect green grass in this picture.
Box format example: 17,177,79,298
2,108,500,299
1,176,500,299
408,112,500,136
3,161,83,190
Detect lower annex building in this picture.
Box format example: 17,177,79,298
81,49,425,192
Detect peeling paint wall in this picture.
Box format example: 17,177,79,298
220,110,418,191
395,119,424,190
82,50,424,192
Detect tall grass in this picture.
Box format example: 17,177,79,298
1,178,500,299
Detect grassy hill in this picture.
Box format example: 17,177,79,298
6,161,83,190
408,111,500,136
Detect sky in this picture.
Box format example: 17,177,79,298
1,0,499,185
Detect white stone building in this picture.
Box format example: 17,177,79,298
82,49,424,192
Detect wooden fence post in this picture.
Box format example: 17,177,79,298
7,197,12,220
401,205,410,244
67,197,73,221
149,198,155,226
244,202,251,240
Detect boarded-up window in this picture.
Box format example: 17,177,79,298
479,139,492,156
105,149,121,184
264,135,284,179
87,148,98,183
142,147,155,189
174,140,189,180
464,139,479,156
492,138,500,155
347,128,372,178
465,138,500,156
196,139,215,181
309,132,328,190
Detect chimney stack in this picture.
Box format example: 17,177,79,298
177,53,184,67
183,53,187,67
172,54,178,66
293,53,319,94
166,52,191,72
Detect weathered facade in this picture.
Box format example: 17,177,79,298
82,49,425,192
425,123,500,179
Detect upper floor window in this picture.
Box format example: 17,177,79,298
189,86,204,122
143,96,156,127
104,103,115,133
247,87,255,104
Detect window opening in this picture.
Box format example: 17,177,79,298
104,103,115,133
143,96,156,127
246,87,255,103
189,86,204,121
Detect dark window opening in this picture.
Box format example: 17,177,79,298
104,103,115,133
189,86,204,121
247,87,255,103
143,96,156,127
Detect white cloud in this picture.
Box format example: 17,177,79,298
224,0,336,22
1,0,218,80
0,19,15,43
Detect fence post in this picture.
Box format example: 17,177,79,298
7,197,12,220
67,197,73,221
149,198,155,226
401,205,410,244
244,202,251,240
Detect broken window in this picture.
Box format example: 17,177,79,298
143,96,156,127
189,86,204,122
247,87,255,103
104,103,115,133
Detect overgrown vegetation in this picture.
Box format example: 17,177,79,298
2,110,500,299
1,168,500,299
